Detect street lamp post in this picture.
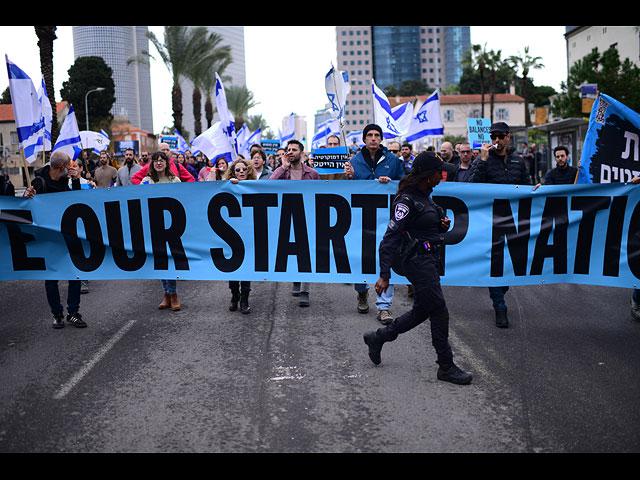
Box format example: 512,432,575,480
85,87,105,130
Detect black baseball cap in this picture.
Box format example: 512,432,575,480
412,151,457,174
490,122,510,134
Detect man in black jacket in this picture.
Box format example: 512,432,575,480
543,146,578,185
24,150,87,329
469,122,530,328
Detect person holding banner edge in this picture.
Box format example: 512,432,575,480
469,121,531,328
344,124,406,324
23,150,88,329
363,150,472,385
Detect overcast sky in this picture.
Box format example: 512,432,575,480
0,26,568,140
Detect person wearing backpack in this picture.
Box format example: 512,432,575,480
23,151,87,329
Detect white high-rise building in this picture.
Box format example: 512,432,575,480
72,26,154,132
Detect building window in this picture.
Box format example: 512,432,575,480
495,108,509,121
443,110,454,122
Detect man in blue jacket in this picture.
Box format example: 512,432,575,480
344,124,406,324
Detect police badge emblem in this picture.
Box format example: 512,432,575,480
394,202,409,221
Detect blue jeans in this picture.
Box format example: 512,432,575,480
161,279,177,294
355,283,394,310
489,286,509,311
45,280,81,315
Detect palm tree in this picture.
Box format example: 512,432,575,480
508,46,544,126
462,43,489,117
34,26,59,145
128,26,226,133
485,49,512,123
185,31,232,137
200,61,232,130
225,85,259,132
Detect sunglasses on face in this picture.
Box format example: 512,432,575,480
490,133,507,140
235,167,248,172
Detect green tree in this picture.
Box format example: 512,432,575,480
0,87,11,104
461,43,490,117
552,46,640,118
508,46,544,126
383,78,432,98
200,61,232,131
225,85,259,132
185,30,232,137
128,26,227,133
486,49,513,123
60,56,116,131
34,26,59,145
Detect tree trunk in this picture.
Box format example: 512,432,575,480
205,96,213,129
193,87,202,137
172,82,183,133
34,26,59,147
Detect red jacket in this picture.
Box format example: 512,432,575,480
131,159,195,184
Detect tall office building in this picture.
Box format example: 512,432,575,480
72,26,154,132
336,26,470,130
179,26,246,140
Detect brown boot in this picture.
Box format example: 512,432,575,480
170,293,181,311
159,294,171,309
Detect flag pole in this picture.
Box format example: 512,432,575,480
330,64,349,151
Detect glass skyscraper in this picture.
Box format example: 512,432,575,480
72,26,154,132
336,26,471,130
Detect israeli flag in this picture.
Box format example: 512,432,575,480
52,105,83,161
240,127,261,158
279,112,296,146
236,124,249,155
38,77,53,151
325,66,350,121
405,90,444,142
192,121,234,162
5,55,46,163
80,130,109,154
175,129,191,154
311,118,340,149
346,131,365,149
215,73,238,160
371,79,412,139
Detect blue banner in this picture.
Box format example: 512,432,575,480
579,93,640,184
1,181,639,288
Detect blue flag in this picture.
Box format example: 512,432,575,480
578,93,640,183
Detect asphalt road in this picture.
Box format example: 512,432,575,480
0,277,638,453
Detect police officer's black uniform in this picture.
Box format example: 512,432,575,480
363,151,472,385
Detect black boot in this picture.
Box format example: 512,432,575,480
495,308,509,328
240,291,251,314
229,291,240,311
437,364,473,385
363,330,385,365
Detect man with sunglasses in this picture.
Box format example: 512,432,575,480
469,122,530,328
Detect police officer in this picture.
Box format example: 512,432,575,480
363,151,473,385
